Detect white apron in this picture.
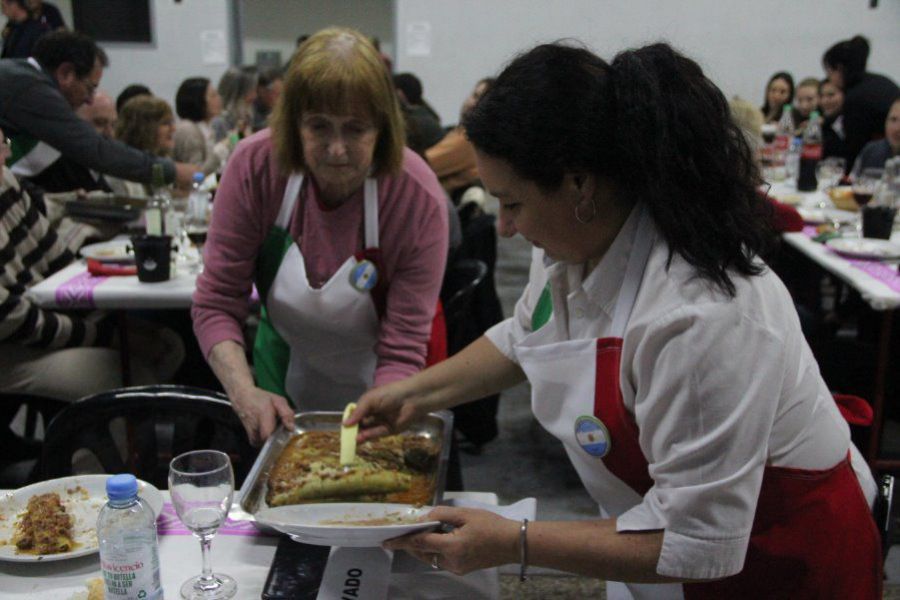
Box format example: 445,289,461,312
515,209,682,600
262,174,381,410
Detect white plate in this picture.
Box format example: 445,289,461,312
825,237,900,260
797,207,854,225
79,239,134,264
0,474,163,562
256,503,440,547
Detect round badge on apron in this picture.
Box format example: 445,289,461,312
349,259,378,292
574,415,611,458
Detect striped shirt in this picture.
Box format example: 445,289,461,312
0,168,102,347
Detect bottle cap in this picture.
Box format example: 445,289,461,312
784,103,792,110
106,473,138,501
810,110,820,119
192,172,204,183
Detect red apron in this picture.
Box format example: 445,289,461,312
518,207,882,599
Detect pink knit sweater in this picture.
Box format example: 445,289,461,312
191,130,448,386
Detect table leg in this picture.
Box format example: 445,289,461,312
870,310,896,471
117,311,132,386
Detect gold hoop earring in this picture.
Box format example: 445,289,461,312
575,199,597,224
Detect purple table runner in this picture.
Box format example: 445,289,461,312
801,226,900,294
157,502,264,537
54,271,107,308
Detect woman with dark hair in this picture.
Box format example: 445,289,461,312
173,76,227,175
823,35,899,170
348,42,880,598
820,78,848,160
760,71,793,123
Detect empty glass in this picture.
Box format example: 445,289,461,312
169,450,237,599
816,157,846,208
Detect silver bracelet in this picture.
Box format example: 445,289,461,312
519,518,529,582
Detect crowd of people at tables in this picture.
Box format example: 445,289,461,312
757,35,898,175
0,16,898,595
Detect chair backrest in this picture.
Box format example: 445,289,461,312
440,259,489,354
0,392,67,486
42,385,258,489
441,259,488,321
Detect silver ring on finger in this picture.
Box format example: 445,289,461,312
431,553,440,570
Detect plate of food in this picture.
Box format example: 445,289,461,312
825,237,900,260
256,503,440,547
79,239,134,264
0,474,163,562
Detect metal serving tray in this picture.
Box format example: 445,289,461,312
239,410,453,519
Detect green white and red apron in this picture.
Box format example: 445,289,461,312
516,209,881,599
252,173,383,410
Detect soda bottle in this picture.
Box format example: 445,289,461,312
773,103,794,168
97,474,163,599
797,110,823,191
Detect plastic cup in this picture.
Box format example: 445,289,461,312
861,206,897,240
130,234,172,282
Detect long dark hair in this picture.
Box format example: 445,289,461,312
760,71,795,121
823,35,870,88
464,42,771,296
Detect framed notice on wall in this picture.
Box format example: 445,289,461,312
72,0,152,43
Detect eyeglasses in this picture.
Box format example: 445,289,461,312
80,77,98,98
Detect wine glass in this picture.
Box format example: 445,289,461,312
851,168,883,235
816,157,846,208
184,211,209,274
169,450,237,600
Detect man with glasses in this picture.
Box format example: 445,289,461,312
0,30,197,188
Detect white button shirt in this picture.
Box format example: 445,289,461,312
486,209,876,580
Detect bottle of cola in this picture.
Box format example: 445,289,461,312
797,110,823,192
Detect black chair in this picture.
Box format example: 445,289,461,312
875,473,899,564
440,259,488,352
0,393,67,487
41,385,258,489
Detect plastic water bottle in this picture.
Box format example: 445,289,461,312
145,163,169,236
97,474,163,600
188,172,211,223
774,103,795,168
785,136,802,181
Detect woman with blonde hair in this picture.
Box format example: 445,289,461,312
116,95,175,157
192,28,448,445
210,66,257,143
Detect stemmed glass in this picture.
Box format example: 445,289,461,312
851,168,883,235
169,450,237,599
816,156,846,208
184,212,209,274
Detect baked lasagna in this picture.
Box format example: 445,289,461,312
266,431,440,506
13,492,75,555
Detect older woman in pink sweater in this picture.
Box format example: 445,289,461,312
192,28,447,444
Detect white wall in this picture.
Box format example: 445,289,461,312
91,0,233,110
395,0,900,125
242,0,394,69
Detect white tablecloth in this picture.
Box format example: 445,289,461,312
0,491,504,600
769,181,900,311
25,262,197,310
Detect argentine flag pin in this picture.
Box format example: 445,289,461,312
350,259,378,292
